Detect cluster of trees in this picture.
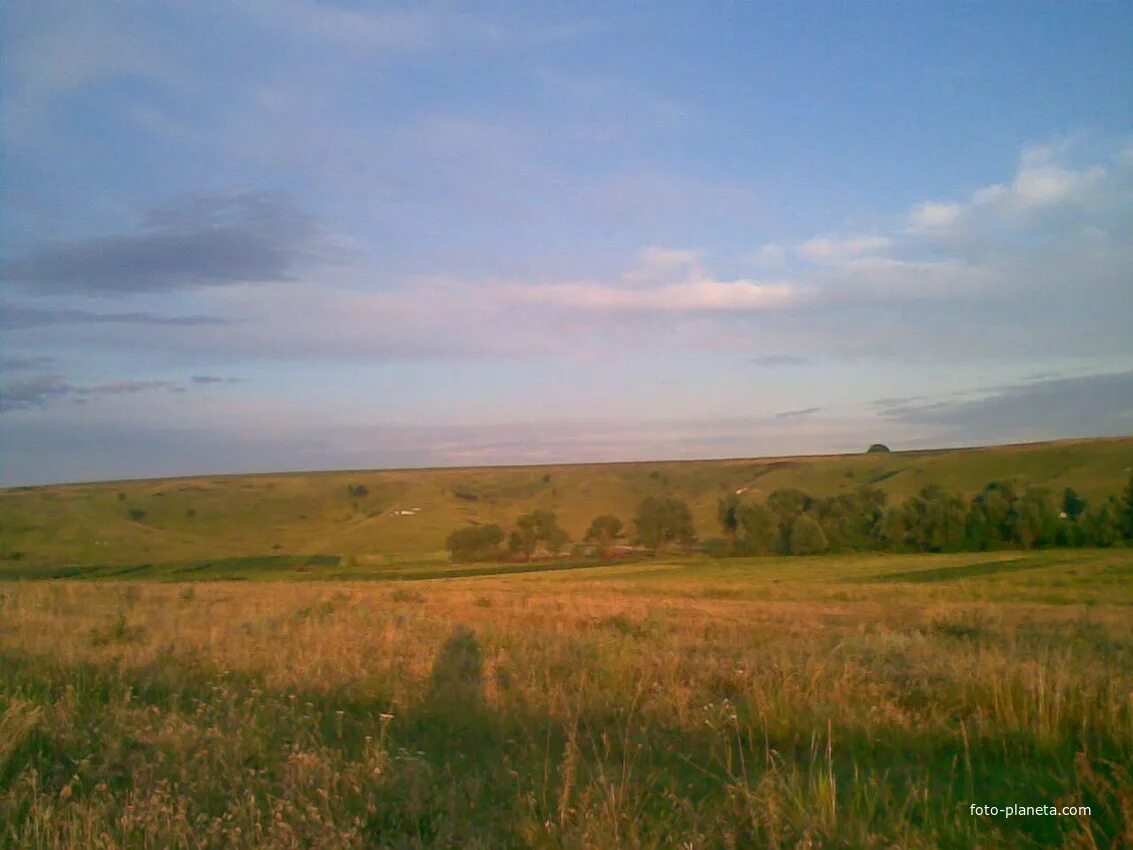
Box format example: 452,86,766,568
446,497,699,562
445,509,570,562
716,490,834,555
719,477,1133,555
634,496,696,550
446,476,1133,562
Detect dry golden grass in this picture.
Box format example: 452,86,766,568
1,550,1132,848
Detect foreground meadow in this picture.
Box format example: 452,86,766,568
1,550,1131,848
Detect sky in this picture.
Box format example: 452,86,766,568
2,1,1132,486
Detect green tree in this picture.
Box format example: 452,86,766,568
788,514,828,555
881,504,914,551
634,496,696,552
507,526,537,560
892,487,963,552
509,510,568,561
810,496,846,550
811,487,887,552
716,493,741,552
1061,487,1087,522
736,502,778,554
1082,497,1123,547
966,482,1017,550
1013,487,1059,549
445,524,504,562
767,488,813,551
1055,518,1086,547
585,514,624,558
1122,475,1133,541
922,492,968,552
857,486,889,545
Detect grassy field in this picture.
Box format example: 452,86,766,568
2,548,1131,848
2,436,1131,569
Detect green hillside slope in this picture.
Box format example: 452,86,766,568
1,437,1130,568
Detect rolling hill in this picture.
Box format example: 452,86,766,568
1,436,1130,569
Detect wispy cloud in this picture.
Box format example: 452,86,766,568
775,406,822,419
0,305,231,330
2,1,188,149
513,278,801,312
908,143,1110,237
241,0,510,53
745,355,810,367
0,374,182,413
5,142,1130,385
14,136,1130,368
2,192,335,295
0,355,57,372
878,372,1133,442
191,375,244,384
506,246,802,312
0,410,901,486
797,235,890,263
0,370,248,413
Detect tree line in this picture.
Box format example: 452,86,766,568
445,496,697,562
719,477,1133,555
445,477,1133,562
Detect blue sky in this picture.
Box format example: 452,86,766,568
2,1,1132,485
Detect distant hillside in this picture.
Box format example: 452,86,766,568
1,436,1130,568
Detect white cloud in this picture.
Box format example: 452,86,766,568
909,201,963,232
8,139,1130,370
514,278,800,311
620,246,701,285
797,235,891,263
749,243,787,265
513,247,801,311
637,246,699,269
1007,161,1104,211
819,256,998,300
2,1,187,149
908,143,1108,235
238,0,511,53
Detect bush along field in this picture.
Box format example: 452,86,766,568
1,549,1132,848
